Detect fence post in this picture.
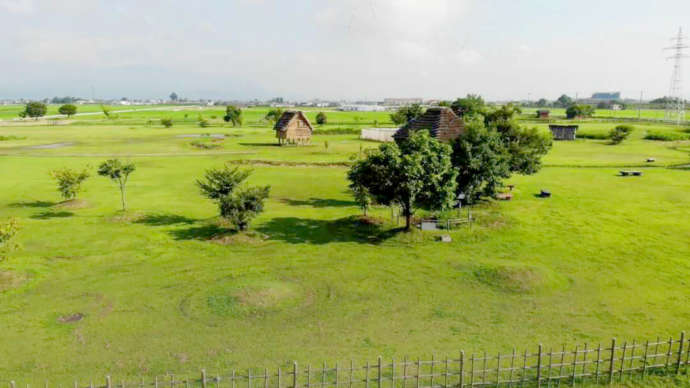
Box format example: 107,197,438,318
608,338,616,384
10,381,15,388
677,331,686,374
202,370,207,388
459,351,464,388
278,368,282,388
293,362,298,388
536,344,542,388
377,356,382,388
106,376,112,388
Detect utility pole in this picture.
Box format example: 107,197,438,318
638,90,643,120
665,27,688,125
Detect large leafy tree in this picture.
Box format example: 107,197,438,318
390,104,424,125
348,130,457,230
19,102,47,119
97,159,136,211
451,94,487,118
451,119,510,202
223,105,243,127
484,104,552,175
58,104,77,118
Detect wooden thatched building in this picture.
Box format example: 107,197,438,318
549,124,578,141
393,107,465,143
274,111,313,145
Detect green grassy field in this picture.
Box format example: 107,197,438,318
0,109,689,384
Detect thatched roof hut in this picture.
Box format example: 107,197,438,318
274,111,313,145
549,124,578,140
393,107,465,143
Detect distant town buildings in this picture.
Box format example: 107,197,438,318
383,98,424,106
591,92,621,101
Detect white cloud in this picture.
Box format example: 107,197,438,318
0,0,33,13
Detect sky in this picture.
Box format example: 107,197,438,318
1,0,689,101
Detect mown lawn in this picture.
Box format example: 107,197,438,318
0,113,689,384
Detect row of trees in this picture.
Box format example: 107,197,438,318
18,102,78,119
49,161,268,231
350,96,553,230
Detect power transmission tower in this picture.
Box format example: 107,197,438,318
664,28,688,125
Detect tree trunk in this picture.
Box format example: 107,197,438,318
119,181,126,211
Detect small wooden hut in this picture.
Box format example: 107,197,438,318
274,111,313,145
549,124,578,141
393,107,465,143
536,109,550,119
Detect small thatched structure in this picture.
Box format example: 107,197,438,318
549,124,578,141
274,111,313,145
536,110,550,119
393,107,465,143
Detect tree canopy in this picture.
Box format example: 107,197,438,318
451,94,487,118
97,159,136,211
20,102,47,119
565,104,595,119
58,104,77,118
390,104,424,125
348,130,457,230
556,94,574,108
265,108,284,125
223,105,243,127
316,112,327,125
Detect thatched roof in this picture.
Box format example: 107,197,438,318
274,111,314,132
393,107,465,142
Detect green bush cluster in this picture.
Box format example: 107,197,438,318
644,131,689,141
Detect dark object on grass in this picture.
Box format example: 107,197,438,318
507,184,515,191
647,158,656,163
620,171,643,177
539,190,551,198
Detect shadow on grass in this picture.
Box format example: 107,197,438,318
279,198,356,208
134,213,196,226
31,211,74,219
238,143,281,147
9,200,57,208
256,216,401,245
170,224,235,241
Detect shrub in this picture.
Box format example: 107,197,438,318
49,167,90,200
0,218,20,259
191,141,221,149
565,104,595,119
219,186,271,231
576,130,610,140
199,119,211,128
316,112,327,125
161,118,173,128
609,125,634,144
197,166,270,231
0,135,25,141
644,131,689,141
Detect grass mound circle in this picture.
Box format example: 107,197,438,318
184,278,305,323
473,263,570,294
55,199,90,210
0,271,27,292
